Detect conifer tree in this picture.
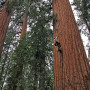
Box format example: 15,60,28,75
0,0,13,57
20,13,27,40
53,0,90,89
12,12,27,90
0,26,17,90
0,0,53,90
74,0,90,32
73,0,90,65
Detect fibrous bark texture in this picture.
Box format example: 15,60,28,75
0,3,12,57
20,13,27,40
53,0,90,90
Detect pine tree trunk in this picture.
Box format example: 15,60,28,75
53,0,90,90
0,5,11,57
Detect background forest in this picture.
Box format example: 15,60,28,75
0,0,90,90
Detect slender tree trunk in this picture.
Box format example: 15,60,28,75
33,70,37,90
0,0,12,57
12,13,27,90
39,57,46,90
53,0,90,90
12,62,23,90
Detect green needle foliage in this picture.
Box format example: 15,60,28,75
73,0,90,62
1,0,54,90
73,0,90,31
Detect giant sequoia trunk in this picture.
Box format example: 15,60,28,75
0,6,11,57
12,13,27,90
0,0,13,57
53,0,90,90
20,13,27,40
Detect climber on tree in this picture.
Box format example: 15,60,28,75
54,36,62,53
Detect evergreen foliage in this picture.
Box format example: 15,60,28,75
0,0,5,12
73,0,90,61
0,0,89,90
0,0,54,90
73,0,90,31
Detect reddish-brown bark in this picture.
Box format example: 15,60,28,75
20,13,27,40
53,0,90,90
12,13,27,90
0,0,12,57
